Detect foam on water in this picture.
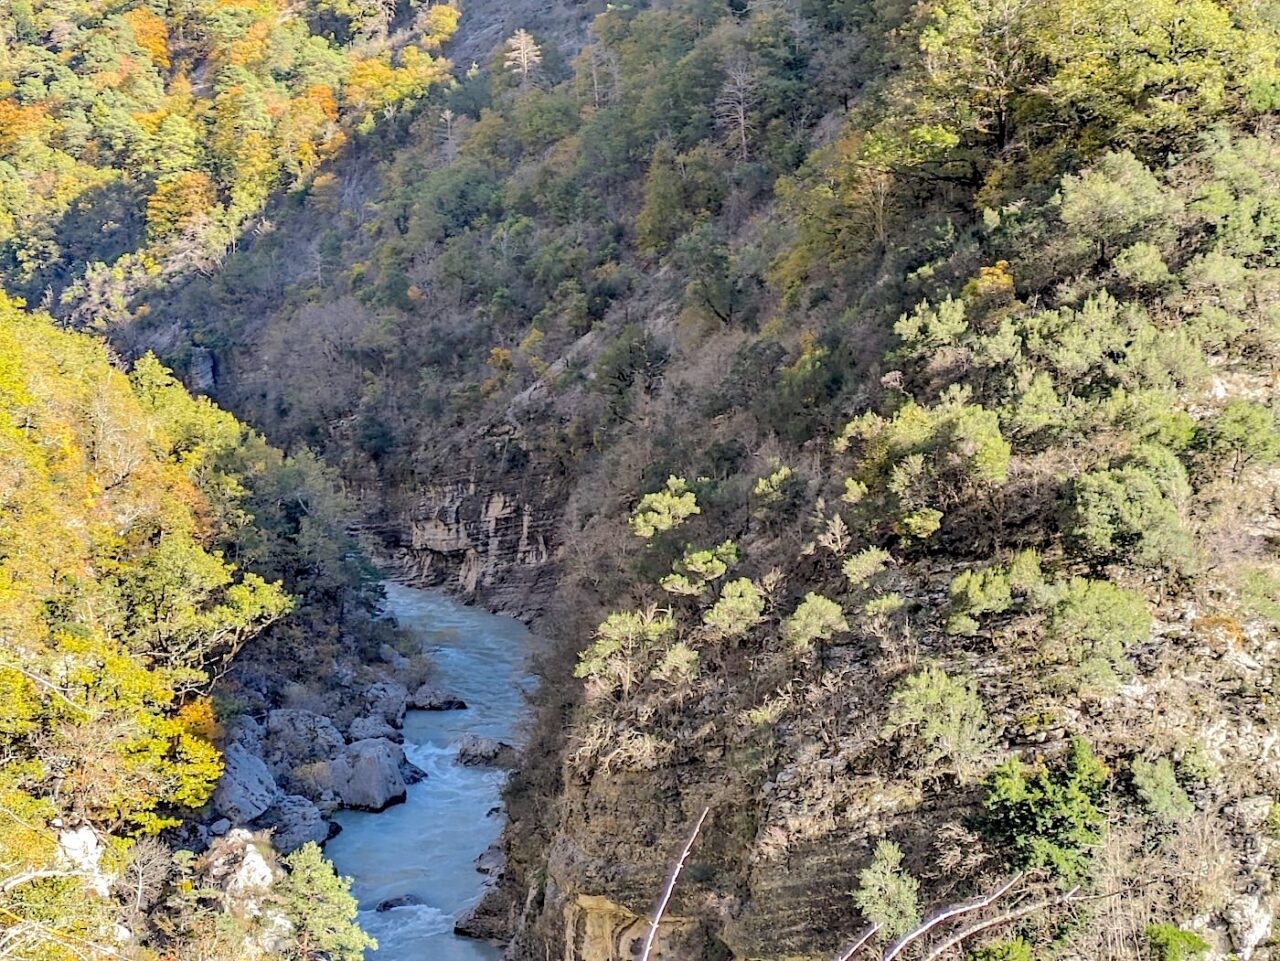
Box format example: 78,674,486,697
325,583,532,961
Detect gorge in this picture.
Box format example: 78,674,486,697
4,0,1280,959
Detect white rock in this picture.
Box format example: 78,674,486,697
226,842,276,903
1226,893,1273,959
56,825,111,898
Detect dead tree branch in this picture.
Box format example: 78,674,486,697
639,806,711,961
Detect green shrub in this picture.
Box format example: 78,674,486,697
1069,457,1196,575
575,609,677,695
1145,924,1209,961
980,736,1109,882
660,540,738,596
1131,757,1193,824
836,392,1011,540
1041,578,1149,693
853,840,920,937
946,566,1012,635
702,578,765,639
883,663,991,778
781,593,849,653
1195,400,1280,479
968,939,1035,961
843,547,892,587
629,476,700,538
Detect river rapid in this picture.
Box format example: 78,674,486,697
325,582,533,961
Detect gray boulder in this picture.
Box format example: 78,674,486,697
254,795,329,854
408,684,467,711
264,710,345,774
363,681,409,727
227,716,265,752
330,739,408,811
455,734,517,768
213,744,279,823
348,715,401,742
376,894,425,912
475,843,505,876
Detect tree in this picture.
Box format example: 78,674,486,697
781,593,849,653
1131,757,1193,824
702,578,766,640
505,29,543,89
1146,925,1210,961
715,54,758,161
274,843,377,961
1195,400,1280,480
980,736,1109,882
636,142,688,255
1041,578,1149,694
575,608,677,698
630,476,700,538
882,663,991,779
854,840,920,936
1069,459,1196,575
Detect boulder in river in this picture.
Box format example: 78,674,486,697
474,843,505,876
408,683,467,711
376,894,426,912
329,738,408,811
254,794,330,854
213,743,279,823
455,734,518,768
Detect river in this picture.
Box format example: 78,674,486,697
325,582,533,961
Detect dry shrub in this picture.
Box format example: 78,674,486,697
1061,821,1156,961
1167,812,1235,914
601,729,674,773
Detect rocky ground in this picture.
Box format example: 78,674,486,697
195,666,485,855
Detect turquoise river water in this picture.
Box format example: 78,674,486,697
325,582,533,961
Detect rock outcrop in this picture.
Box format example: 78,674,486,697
254,795,329,854
56,825,112,898
213,743,280,823
362,680,409,727
348,714,401,742
363,465,564,618
329,738,409,811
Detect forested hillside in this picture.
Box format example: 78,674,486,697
0,0,458,320
6,0,1280,959
0,293,388,959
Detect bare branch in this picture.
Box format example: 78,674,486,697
920,886,1082,961
640,806,711,961
835,923,883,961
883,872,1025,961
